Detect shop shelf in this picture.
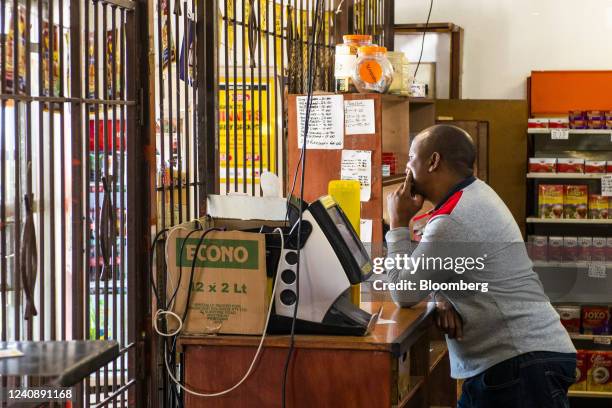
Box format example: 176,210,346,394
526,173,608,179
533,261,612,268
568,390,612,398
397,376,425,407
429,340,448,374
569,333,612,343
382,174,407,186
526,218,612,224
528,129,612,135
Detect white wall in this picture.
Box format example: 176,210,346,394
395,0,612,99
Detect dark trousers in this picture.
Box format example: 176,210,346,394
458,351,577,408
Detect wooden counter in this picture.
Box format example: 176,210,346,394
179,301,456,407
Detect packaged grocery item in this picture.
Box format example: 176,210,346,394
563,237,579,262
548,118,569,129
382,152,397,175
588,351,612,392
387,51,408,95
334,35,373,93
352,46,394,94
589,119,606,129
564,185,588,219
587,111,604,120
578,237,592,262
528,235,548,261
539,185,564,219
582,306,611,335
589,195,609,219
569,111,587,129
382,165,390,177
607,238,612,261
529,158,557,173
555,305,581,333
607,161,612,173
587,111,606,129
557,158,585,173
571,350,588,391
585,161,606,173
591,237,607,262
548,237,564,262
605,111,612,129
569,110,586,120
528,118,549,128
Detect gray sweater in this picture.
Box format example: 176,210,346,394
385,178,575,379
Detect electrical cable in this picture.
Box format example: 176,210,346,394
281,0,324,406
156,227,286,397
412,0,434,80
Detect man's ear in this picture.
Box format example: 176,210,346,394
428,152,441,172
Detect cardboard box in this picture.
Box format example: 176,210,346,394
558,158,585,173
529,158,557,173
539,185,564,219
548,236,564,262
578,237,592,262
589,195,609,219
582,306,611,335
585,161,607,173
166,228,268,335
592,237,607,262
570,350,588,391
563,237,578,262
588,351,612,392
555,305,581,333
564,185,588,219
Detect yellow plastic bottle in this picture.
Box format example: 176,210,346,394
328,180,362,307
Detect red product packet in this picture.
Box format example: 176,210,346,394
563,237,578,262
592,237,606,262
548,237,564,262
582,306,611,335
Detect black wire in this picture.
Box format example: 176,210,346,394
281,0,324,406
413,0,434,80
149,228,170,302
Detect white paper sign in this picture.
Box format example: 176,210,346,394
296,95,344,149
341,150,372,202
344,99,376,135
588,262,607,279
360,219,373,243
551,129,569,140
602,175,612,197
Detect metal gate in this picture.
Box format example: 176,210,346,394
0,0,150,405
151,0,391,407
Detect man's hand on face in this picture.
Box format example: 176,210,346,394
434,294,464,340
387,171,424,229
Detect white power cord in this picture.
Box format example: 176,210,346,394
156,227,285,397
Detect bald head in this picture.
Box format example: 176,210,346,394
416,124,476,177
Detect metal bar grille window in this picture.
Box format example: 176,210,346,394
0,0,144,405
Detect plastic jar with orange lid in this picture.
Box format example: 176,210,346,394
352,45,394,94
334,34,373,93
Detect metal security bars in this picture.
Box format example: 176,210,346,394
0,0,148,405
151,1,389,406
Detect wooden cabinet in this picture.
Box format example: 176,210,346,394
180,302,456,407
286,94,436,245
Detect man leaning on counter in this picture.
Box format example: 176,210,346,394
386,124,577,408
